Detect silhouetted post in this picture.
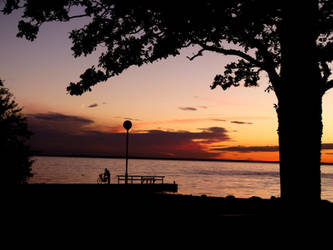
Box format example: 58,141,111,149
123,120,132,184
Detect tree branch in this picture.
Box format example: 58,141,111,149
322,79,333,95
196,40,282,96
250,39,281,88
318,42,333,62
320,61,333,95
187,48,205,61
197,42,264,68
68,14,90,20
320,61,331,83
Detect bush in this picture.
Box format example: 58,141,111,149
0,79,33,184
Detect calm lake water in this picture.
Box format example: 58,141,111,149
29,156,333,201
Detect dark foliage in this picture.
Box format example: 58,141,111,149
2,1,332,96
0,79,33,184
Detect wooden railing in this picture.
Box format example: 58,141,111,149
117,175,165,184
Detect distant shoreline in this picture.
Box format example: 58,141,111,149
32,154,333,165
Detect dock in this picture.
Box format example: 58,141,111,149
97,175,178,193
108,183,178,193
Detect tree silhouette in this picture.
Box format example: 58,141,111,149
0,79,33,184
3,0,333,200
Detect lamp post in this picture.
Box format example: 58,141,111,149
123,120,132,184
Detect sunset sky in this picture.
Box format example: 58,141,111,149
1,10,333,162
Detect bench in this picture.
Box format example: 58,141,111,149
117,175,165,184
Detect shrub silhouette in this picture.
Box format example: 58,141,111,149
0,79,33,184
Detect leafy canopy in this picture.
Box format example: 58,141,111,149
2,0,333,96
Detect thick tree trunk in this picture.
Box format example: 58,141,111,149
278,1,322,202
277,97,322,202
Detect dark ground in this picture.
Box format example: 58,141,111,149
10,185,333,219
5,185,333,246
